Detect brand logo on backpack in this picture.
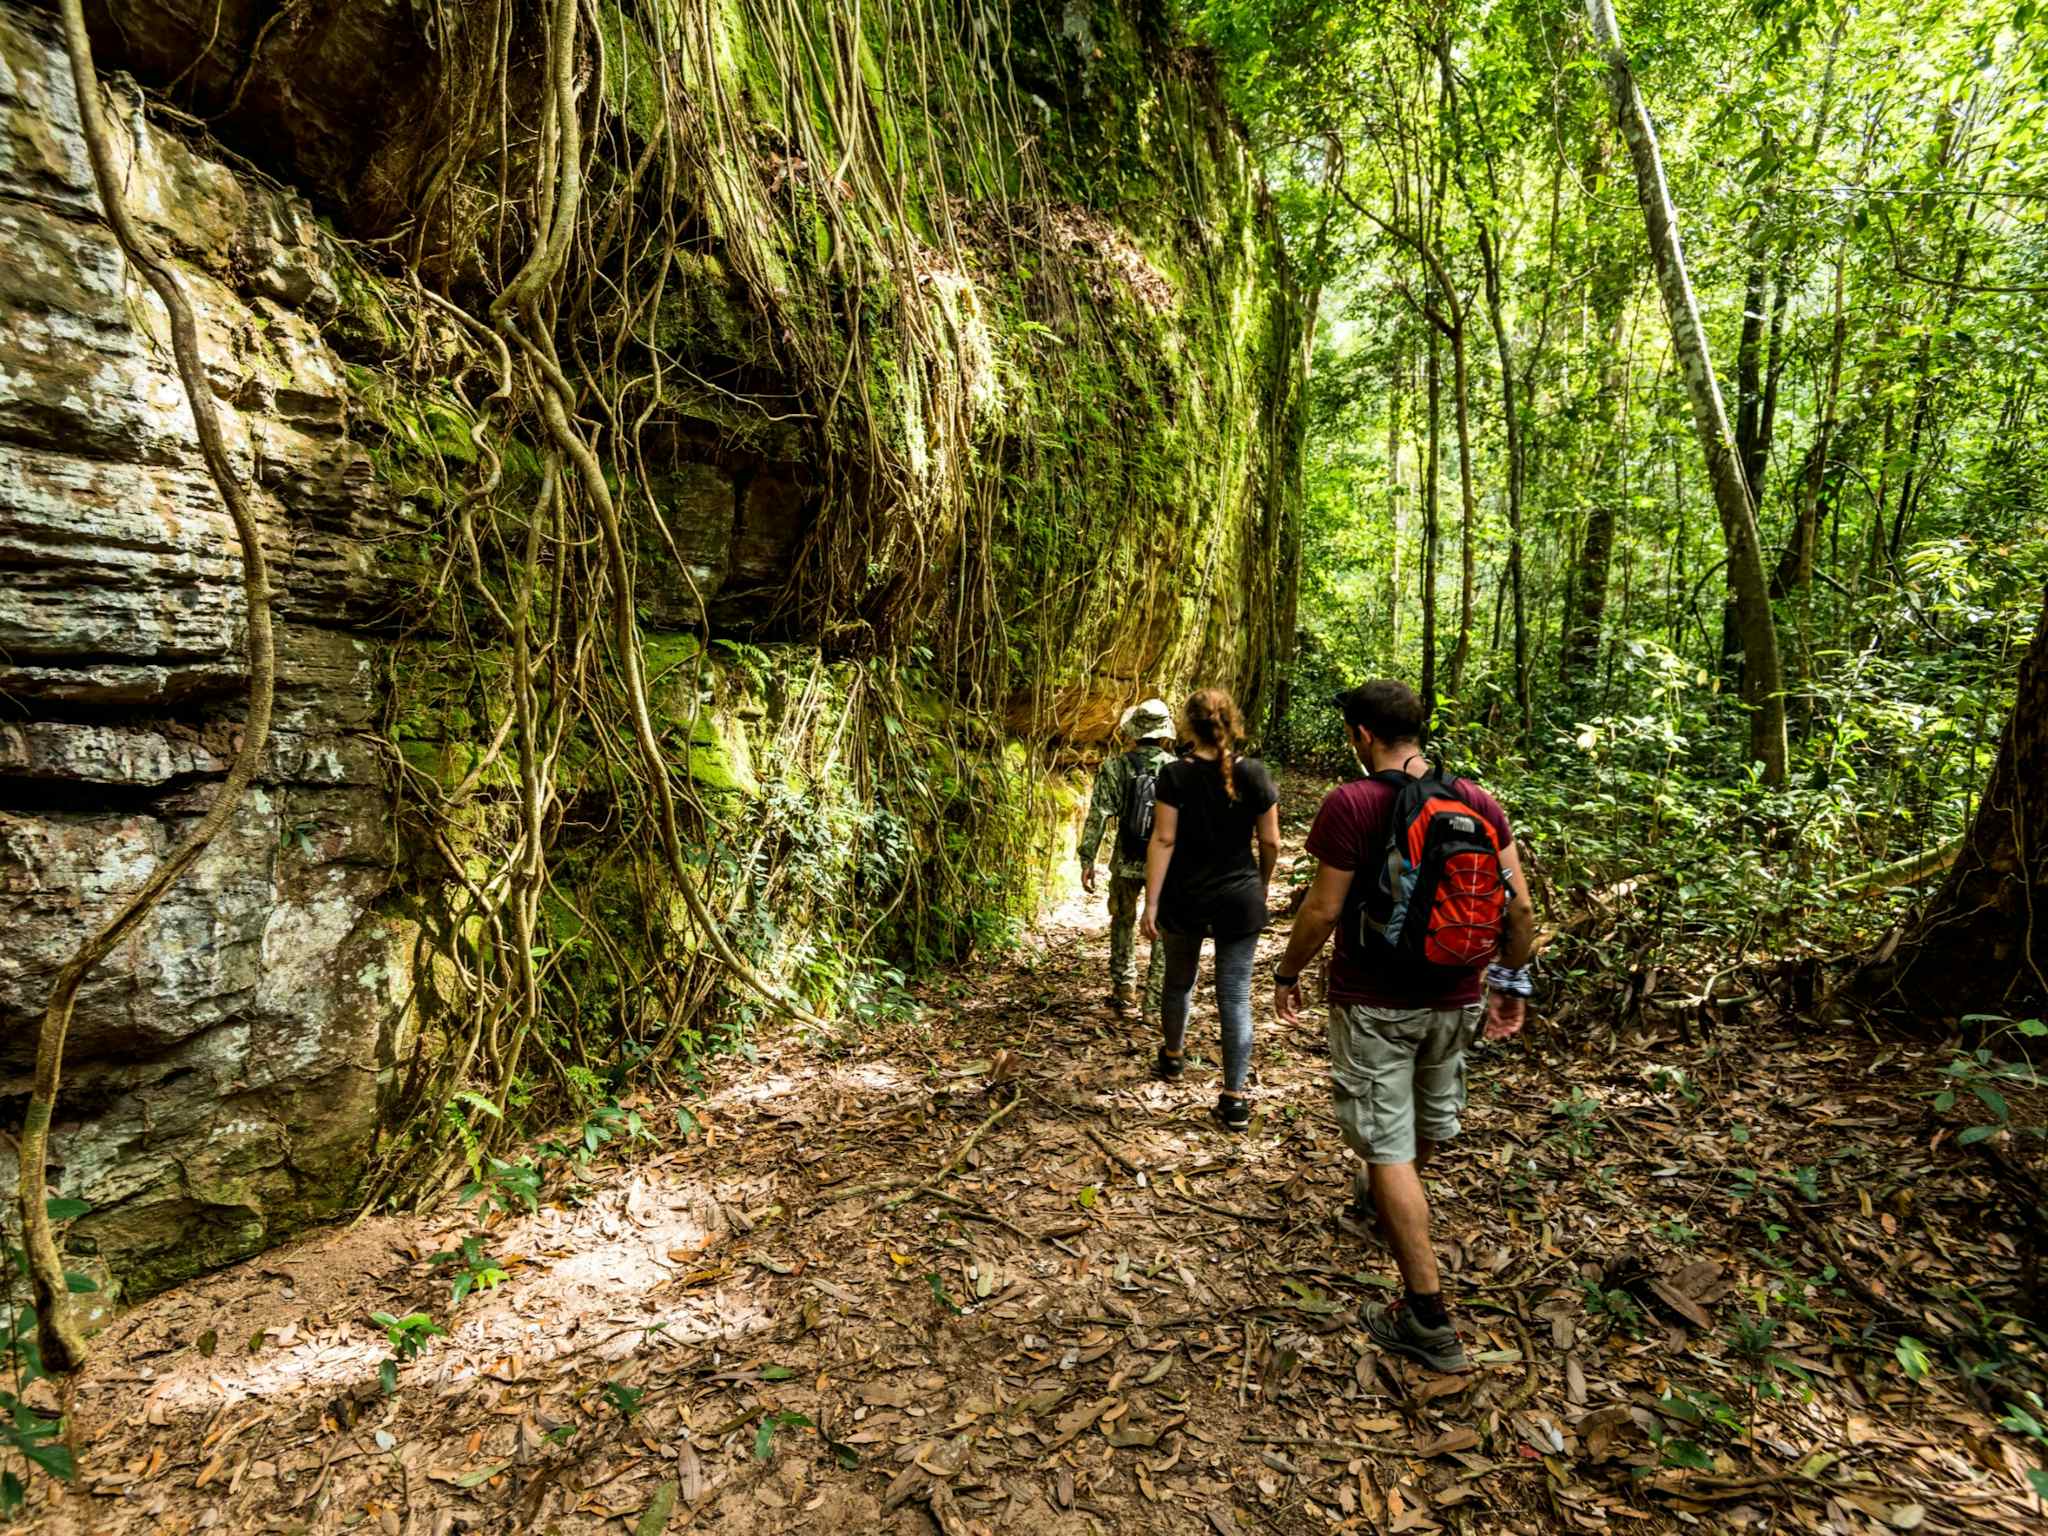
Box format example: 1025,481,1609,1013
1359,773,1508,978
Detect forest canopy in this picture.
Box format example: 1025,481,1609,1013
1195,0,2047,1018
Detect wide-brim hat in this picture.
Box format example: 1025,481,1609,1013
1121,698,1176,740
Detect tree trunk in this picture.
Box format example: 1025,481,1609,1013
1421,322,1442,723
1564,290,1626,695
1773,253,1847,599
1733,244,1770,498
1479,229,1531,733
1387,349,1405,654
1585,0,1789,785
1863,586,2048,1020
1444,313,1477,701
1890,241,1969,559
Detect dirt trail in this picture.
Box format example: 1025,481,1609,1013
34,798,2048,1535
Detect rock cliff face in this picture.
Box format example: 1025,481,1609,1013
0,0,410,1292
0,0,1303,1297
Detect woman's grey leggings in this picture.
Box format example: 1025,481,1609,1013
1159,929,1257,1093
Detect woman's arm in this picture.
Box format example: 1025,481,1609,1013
1255,802,1281,888
1141,802,1178,940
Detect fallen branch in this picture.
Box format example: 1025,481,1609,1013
881,1098,1022,1209
20,0,281,1375
1823,838,1964,897
1242,1435,1387,1457
1164,1189,1284,1226
1084,1125,1141,1176
922,1188,1040,1243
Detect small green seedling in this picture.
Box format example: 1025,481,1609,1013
370,1311,447,1395
431,1234,510,1306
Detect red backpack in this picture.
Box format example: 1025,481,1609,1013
1358,770,1508,981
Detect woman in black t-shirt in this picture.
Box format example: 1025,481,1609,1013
1140,688,1281,1130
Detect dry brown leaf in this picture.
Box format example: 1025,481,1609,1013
880,1463,928,1512
1579,1405,1640,1463
1048,1397,1111,1445
1140,1350,1177,1385
1413,1426,1479,1458
1645,1277,1712,1330
1105,1415,1183,1449
927,1482,974,1536
915,1434,970,1478
1565,1354,1587,1405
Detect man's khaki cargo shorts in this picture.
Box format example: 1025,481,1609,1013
1328,1002,1484,1165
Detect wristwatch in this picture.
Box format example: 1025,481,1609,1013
1274,972,1300,988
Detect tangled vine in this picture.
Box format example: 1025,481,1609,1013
33,0,1304,1279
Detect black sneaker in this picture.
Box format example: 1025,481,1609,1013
1213,1094,1250,1132
1363,1298,1467,1372
1154,1048,1185,1081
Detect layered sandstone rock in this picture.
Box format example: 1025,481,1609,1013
0,0,409,1294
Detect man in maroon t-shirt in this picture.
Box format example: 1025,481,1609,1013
1274,681,1536,1372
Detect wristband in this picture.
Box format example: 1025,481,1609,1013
1274,973,1300,989
1486,963,1532,998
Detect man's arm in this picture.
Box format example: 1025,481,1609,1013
1255,803,1281,888
1140,802,1178,939
1497,840,1536,967
1482,839,1539,1038
1274,860,1353,1023
1078,758,1121,892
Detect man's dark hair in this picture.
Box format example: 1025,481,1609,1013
1334,680,1426,743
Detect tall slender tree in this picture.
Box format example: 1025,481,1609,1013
1584,0,1790,783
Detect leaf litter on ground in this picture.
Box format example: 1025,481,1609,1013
31,787,2048,1533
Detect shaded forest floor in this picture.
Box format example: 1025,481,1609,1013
36,796,2048,1536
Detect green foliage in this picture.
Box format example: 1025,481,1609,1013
370,1311,447,1395
1549,1088,1604,1160
1999,1395,2048,1499
0,1204,93,1510
753,1410,813,1460
1580,1279,1644,1337
1896,1335,1935,1383
601,1381,647,1422
1215,0,2046,1014
1933,1018,2047,1147
460,1156,543,1219
430,1235,510,1307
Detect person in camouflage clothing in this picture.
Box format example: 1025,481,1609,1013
1080,698,1178,1016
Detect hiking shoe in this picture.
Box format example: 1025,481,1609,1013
1212,1094,1250,1132
1109,984,1135,1013
1363,1298,1467,1373
1154,1048,1185,1081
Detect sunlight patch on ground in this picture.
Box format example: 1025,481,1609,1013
714,1058,914,1107
124,1172,770,1418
